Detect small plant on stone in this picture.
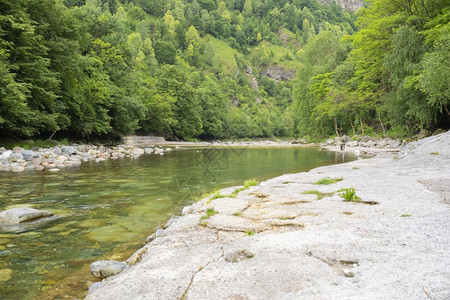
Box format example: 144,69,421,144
430,152,439,155
230,178,259,197
200,221,208,227
201,208,217,220
401,214,411,217
233,212,242,216
245,230,255,236
314,177,343,185
303,190,334,200
210,191,226,200
352,167,360,170
340,188,361,202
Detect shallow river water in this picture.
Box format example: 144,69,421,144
0,146,352,299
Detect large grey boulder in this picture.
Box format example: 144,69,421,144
90,260,127,279
61,146,78,155
21,150,39,161
0,207,53,224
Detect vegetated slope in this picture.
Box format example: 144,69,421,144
0,0,447,142
0,0,356,141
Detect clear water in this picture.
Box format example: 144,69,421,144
0,147,352,299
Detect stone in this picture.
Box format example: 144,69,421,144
12,147,25,153
10,166,25,172
347,141,358,147
377,140,387,148
88,282,107,295
0,150,12,160
48,168,60,172
21,150,39,161
432,128,445,136
0,207,53,224
146,229,165,243
360,136,371,143
417,129,430,140
8,153,23,163
0,269,13,282
325,138,335,146
144,148,154,154
90,260,126,279
126,247,148,266
61,146,78,155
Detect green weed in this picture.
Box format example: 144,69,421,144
303,190,334,200
430,152,439,155
340,188,361,202
233,212,242,216
314,177,343,185
245,230,255,236
201,208,217,220
230,179,258,197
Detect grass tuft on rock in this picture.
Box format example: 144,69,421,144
303,190,335,200
201,208,217,220
313,177,343,185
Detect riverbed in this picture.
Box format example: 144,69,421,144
0,146,353,299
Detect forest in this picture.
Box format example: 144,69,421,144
0,0,448,141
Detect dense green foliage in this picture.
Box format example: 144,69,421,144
0,0,448,141
295,0,449,138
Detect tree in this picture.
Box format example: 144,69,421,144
154,41,176,64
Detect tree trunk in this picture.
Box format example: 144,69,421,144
444,105,450,117
378,113,386,137
350,121,355,136
333,117,339,137
358,114,365,136
321,120,324,138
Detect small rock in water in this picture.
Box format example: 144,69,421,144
0,207,53,224
48,168,60,172
34,165,44,171
88,281,106,295
10,166,25,172
90,260,126,279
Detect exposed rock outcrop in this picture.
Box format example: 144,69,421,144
260,66,296,82
319,0,364,11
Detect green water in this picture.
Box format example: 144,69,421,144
0,147,352,299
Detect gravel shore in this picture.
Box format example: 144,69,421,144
86,131,449,299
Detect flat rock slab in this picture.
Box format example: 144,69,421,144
206,215,269,233
208,197,249,215
0,207,53,224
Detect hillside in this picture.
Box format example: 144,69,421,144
0,0,448,142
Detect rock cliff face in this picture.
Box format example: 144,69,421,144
319,0,365,11
260,66,296,82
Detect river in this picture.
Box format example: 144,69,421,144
0,146,353,299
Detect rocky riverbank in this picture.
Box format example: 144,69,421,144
0,144,173,173
0,134,403,173
86,131,449,299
